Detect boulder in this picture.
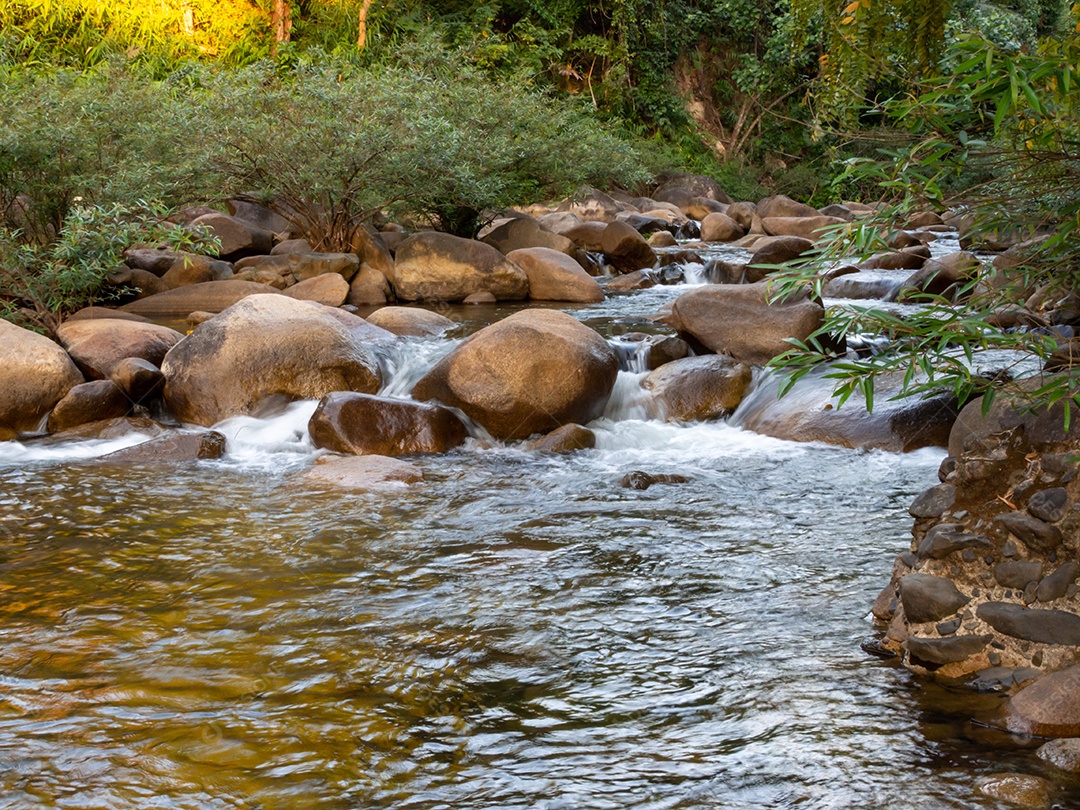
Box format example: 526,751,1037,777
554,187,627,222
976,603,1080,645
97,430,227,463
392,232,528,302
271,238,313,255
756,195,818,219
899,251,981,301
65,306,150,323
55,319,184,379
949,385,1080,458
908,484,956,518
123,248,181,276
561,220,608,251
480,217,576,256
899,574,970,623
106,266,167,298
0,320,84,439
35,416,164,445
365,306,456,338
975,774,1055,809
860,248,929,271
526,423,596,452
761,216,846,241
1003,664,1080,737
671,282,825,365
906,210,944,229
282,273,350,307
620,471,690,490
818,204,854,221
606,270,656,291
412,309,618,440
46,380,129,433
648,231,678,248
233,252,360,284
643,356,752,421
700,212,744,243
309,392,468,456
600,221,656,273
300,454,423,490
654,174,732,204
464,291,497,304
188,212,273,260
346,263,392,306
161,295,382,426
348,228,396,285
1037,738,1080,772
226,197,295,236
120,280,283,317
726,202,756,230
110,358,165,404
314,306,398,346
160,255,234,289
506,248,604,303
748,235,814,267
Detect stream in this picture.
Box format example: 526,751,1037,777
1,235,1076,809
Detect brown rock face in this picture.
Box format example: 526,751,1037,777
761,216,847,241
756,194,819,219
300,454,423,490
309,392,468,456
599,221,656,273
98,430,227,463
671,282,825,366
643,356,752,422
1003,664,1080,737
700,212,744,243
233,253,360,284
365,307,456,337
526,423,596,452
161,295,382,426
392,232,528,302
412,310,618,440
0,320,85,439
120,280,283,317
748,235,815,267
188,212,273,260
46,380,130,433
346,263,391,306
506,247,603,303
282,274,350,307
56,319,184,379
481,217,576,256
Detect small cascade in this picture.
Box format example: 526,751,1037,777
681,262,708,285
607,337,652,373
601,370,655,421
214,399,319,467
0,430,158,466
377,337,461,399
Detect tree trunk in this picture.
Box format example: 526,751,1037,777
358,0,374,50
271,0,292,56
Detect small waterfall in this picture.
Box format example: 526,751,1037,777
681,262,708,285
377,337,461,399
608,337,652,373
601,370,654,421
214,399,320,465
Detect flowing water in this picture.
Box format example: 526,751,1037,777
1,236,1077,809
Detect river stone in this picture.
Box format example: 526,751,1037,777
392,232,528,302
917,524,992,560
700,212,744,242
97,430,227,463
909,484,956,518
36,416,165,445
725,201,756,230
1037,562,1080,603
233,252,360,284
655,174,732,205
899,251,981,301
300,454,423,490
761,216,846,241
0,320,85,439
995,512,1063,552
412,309,618,441
120,280,283,317
671,282,824,366
526,423,596,453
1004,665,1080,737
55,319,184,379
995,561,1045,590
748,235,814,267
162,295,381,426
110,358,165,404
47,380,130,433
1037,738,1080,772
607,270,656,291
507,248,603,303
65,306,150,323
481,217,576,256
124,247,180,276
620,471,690,490
1028,488,1069,523
899,574,971,624
346,263,392,306
975,774,1055,809
282,273,350,307
642,355,752,422
271,238,314,255
976,602,1080,645
309,392,468,456
189,212,273,260
365,306,456,338
756,195,817,219
906,634,992,665
859,249,928,272
160,254,234,289
949,387,1080,457
600,221,656,273
649,231,678,248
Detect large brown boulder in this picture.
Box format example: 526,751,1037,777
748,235,815,267
55,318,184,379
506,248,603,303
700,212,744,243
365,306,456,337
46,380,130,433
600,221,656,273
309,392,468,456
412,310,618,440
161,295,382,426
761,216,847,241
756,194,818,219
188,212,273,260
1002,664,1080,737
0,320,85,439
106,266,167,298
299,454,423,490
480,217,576,256
282,274,350,307
671,282,825,365
392,232,528,302
120,280,283,317
643,355,752,422
654,174,732,204
346,263,392,306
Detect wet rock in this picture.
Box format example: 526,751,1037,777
120,280,283,317
899,574,971,623
700,212,744,242
899,251,981,301
47,380,130,433
620,471,690,490
860,247,929,271
282,273,350,307
1003,664,1080,737
0,320,85,439
644,336,691,370
97,430,227,463
671,282,824,366
300,454,423,490
189,212,273,260
756,195,818,219
392,232,528,302
1037,562,1080,603
346,263,392,306
761,216,846,241
507,247,604,303
160,254,234,289
747,235,814,267
34,416,164,445
642,355,752,422
309,392,468,457
906,211,944,229
162,295,381,426
526,423,596,453
365,306,456,338
975,774,1054,809
109,358,165,404
413,310,618,441
480,217,576,256
123,247,181,276
909,484,956,518
1028,488,1069,523
600,221,656,273
606,270,656,291
55,318,183,380
995,561,1045,590
648,231,678,248
463,291,497,304
995,512,1063,552
917,524,992,560
906,634,992,665
977,602,1080,645
1036,738,1080,772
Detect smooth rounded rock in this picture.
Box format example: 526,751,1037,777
392,232,528,302
55,319,183,379
1005,665,1080,737
300,454,423,490
700,212,744,243
160,254,234,289
309,392,468,456
599,221,656,273
1037,738,1080,772
899,573,970,624
365,307,456,338
47,380,130,433
526,423,596,453
975,774,1054,809
507,247,603,303
282,274,350,307
0,320,85,439
120,280,283,317
642,355,752,422
109,358,166,404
